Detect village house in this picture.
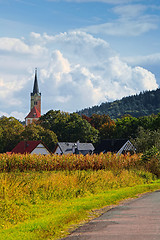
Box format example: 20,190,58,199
95,139,136,155
53,141,95,155
10,141,51,155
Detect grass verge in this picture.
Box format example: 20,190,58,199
0,181,160,240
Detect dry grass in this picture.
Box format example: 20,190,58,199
0,152,142,172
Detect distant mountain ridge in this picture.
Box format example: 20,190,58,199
77,88,160,119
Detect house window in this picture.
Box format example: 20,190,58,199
34,101,37,105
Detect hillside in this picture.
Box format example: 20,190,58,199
77,88,160,119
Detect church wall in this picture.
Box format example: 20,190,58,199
25,118,39,126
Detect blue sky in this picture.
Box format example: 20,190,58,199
0,0,160,120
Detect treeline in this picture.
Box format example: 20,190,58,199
1,110,160,154
78,88,160,119
0,111,98,153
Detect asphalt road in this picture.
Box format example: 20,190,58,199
62,190,160,240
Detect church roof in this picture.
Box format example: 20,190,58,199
32,68,40,95
25,106,41,119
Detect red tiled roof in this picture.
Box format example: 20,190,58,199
25,106,41,119
11,140,42,154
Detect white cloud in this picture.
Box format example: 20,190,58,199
132,66,157,90
80,4,158,36
0,37,47,55
123,53,160,66
0,31,158,120
0,111,26,122
113,4,147,18
81,20,157,36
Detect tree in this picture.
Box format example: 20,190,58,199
64,113,99,143
39,110,99,144
83,114,116,139
39,110,70,140
131,127,160,153
21,123,58,152
90,114,113,130
99,121,116,139
115,115,139,139
0,116,24,153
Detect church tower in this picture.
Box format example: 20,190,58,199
25,69,41,126
31,68,41,114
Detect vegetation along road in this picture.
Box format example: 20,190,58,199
63,190,160,240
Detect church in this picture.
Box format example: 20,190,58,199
25,69,41,126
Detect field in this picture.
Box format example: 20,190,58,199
0,153,160,239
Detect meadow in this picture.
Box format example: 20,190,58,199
0,153,160,239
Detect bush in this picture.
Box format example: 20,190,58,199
141,146,160,177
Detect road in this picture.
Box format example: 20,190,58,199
62,190,160,240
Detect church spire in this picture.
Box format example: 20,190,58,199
33,68,39,95
30,68,41,114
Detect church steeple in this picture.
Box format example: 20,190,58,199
33,68,39,95
30,68,41,114
25,68,42,126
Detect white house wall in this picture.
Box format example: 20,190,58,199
31,143,50,155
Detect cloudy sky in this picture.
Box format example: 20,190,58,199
0,0,160,120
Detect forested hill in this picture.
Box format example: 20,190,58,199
77,88,160,119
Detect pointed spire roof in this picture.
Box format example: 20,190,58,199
33,68,39,94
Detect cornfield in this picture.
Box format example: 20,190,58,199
0,152,142,172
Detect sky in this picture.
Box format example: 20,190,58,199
0,0,160,121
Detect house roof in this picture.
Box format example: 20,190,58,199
25,106,41,119
55,142,95,155
95,139,135,154
11,140,43,154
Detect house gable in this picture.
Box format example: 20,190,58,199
95,139,136,154
31,143,50,155
117,140,136,155
11,141,50,155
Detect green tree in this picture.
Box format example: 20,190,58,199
39,110,99,144
0,126,3,153
131,127,160,153
115,115,139,139
39,110,69,140
0,116,24,153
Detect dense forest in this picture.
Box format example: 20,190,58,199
77,88,160,119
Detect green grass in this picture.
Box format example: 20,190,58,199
0,180,160,240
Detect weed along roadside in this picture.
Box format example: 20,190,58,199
0,153,160,240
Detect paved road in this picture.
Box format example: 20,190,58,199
62,190,160,240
